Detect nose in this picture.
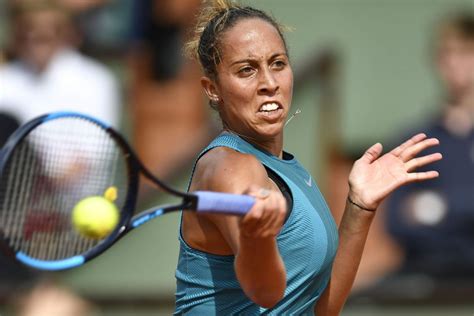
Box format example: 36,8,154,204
258,68,279,95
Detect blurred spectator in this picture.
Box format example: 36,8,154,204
57,0,133,57
14,281,94,316
8,0,115,54
0,0,120,309
0,0,121,127
386,9,474,280
0,112,30,295
128,0,213,183
354,10,474,302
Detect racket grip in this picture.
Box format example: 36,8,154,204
193,191,255,215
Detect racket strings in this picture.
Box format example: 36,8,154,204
0,117,129,261
2,141,37,248
1,143,22,246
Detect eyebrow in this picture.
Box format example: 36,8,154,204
230,52,288,66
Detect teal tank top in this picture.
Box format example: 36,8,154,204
175,133,339,315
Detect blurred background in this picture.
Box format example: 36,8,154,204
1,0,474,315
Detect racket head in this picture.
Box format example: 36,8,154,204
0,112,139,270
0,112,255,271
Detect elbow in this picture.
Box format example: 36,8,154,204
325,306,343,316
247,287,285,308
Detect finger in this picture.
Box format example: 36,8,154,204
255,197,279,237
243,184,264,196
252,193,286,238
391,133,427,156
241,187,276,237
244,185,271,199
258,193,281,225
407,170,440,183
399,138,439,162
360,143,383,164
240,215,261,237
269,194,286,227
241,201,263,228
405,153,442,172
278,194,288,220
257,188,271,199
276,195,288,227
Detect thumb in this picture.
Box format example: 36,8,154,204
361,143,383,163
243,185,270,199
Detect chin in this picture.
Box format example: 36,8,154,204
256,123,285,138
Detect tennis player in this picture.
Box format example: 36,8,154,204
174,1,442,314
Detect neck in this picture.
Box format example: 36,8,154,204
443,92,474,136
224,128,284,158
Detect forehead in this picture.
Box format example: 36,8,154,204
438,25,474,45
219,18,286,62
17,9,64,25
438,33,474,53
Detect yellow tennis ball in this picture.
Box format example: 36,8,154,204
72,196,119,239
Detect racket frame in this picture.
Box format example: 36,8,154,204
0,112,200,270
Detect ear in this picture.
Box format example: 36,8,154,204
201,76,221,104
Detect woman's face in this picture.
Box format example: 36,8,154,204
204,18,293,140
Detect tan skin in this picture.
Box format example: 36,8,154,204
13,8,71,73
436,33,474,134
436,32,474,103
183,18,290,307
182,17,442,313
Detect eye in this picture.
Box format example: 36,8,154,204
238,66,255,77
271,59,287,71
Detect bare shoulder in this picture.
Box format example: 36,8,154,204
191,146,268,193
183,147,270,254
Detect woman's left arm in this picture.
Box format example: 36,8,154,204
316,133,442,316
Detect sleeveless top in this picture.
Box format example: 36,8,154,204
174,133,339,315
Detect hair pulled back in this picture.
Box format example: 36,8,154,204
186,0,287,79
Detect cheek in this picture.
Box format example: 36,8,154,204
286,73,294,93
220,78,257,107
216,80,253,123
278,71,294,98
451,58,474,84
466,57,474,76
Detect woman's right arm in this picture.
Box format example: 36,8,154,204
189,147,288,308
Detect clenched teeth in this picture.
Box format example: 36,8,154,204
260,103,279,112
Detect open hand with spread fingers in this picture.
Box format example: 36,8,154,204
348,133,442,211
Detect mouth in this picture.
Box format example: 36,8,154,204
257,102,284,122
258,102,282,113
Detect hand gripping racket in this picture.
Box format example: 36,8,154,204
0,112,254,271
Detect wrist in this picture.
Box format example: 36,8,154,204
347,186,379,211
347,195,376,212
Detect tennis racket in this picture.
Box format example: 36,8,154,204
0,112,255,271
